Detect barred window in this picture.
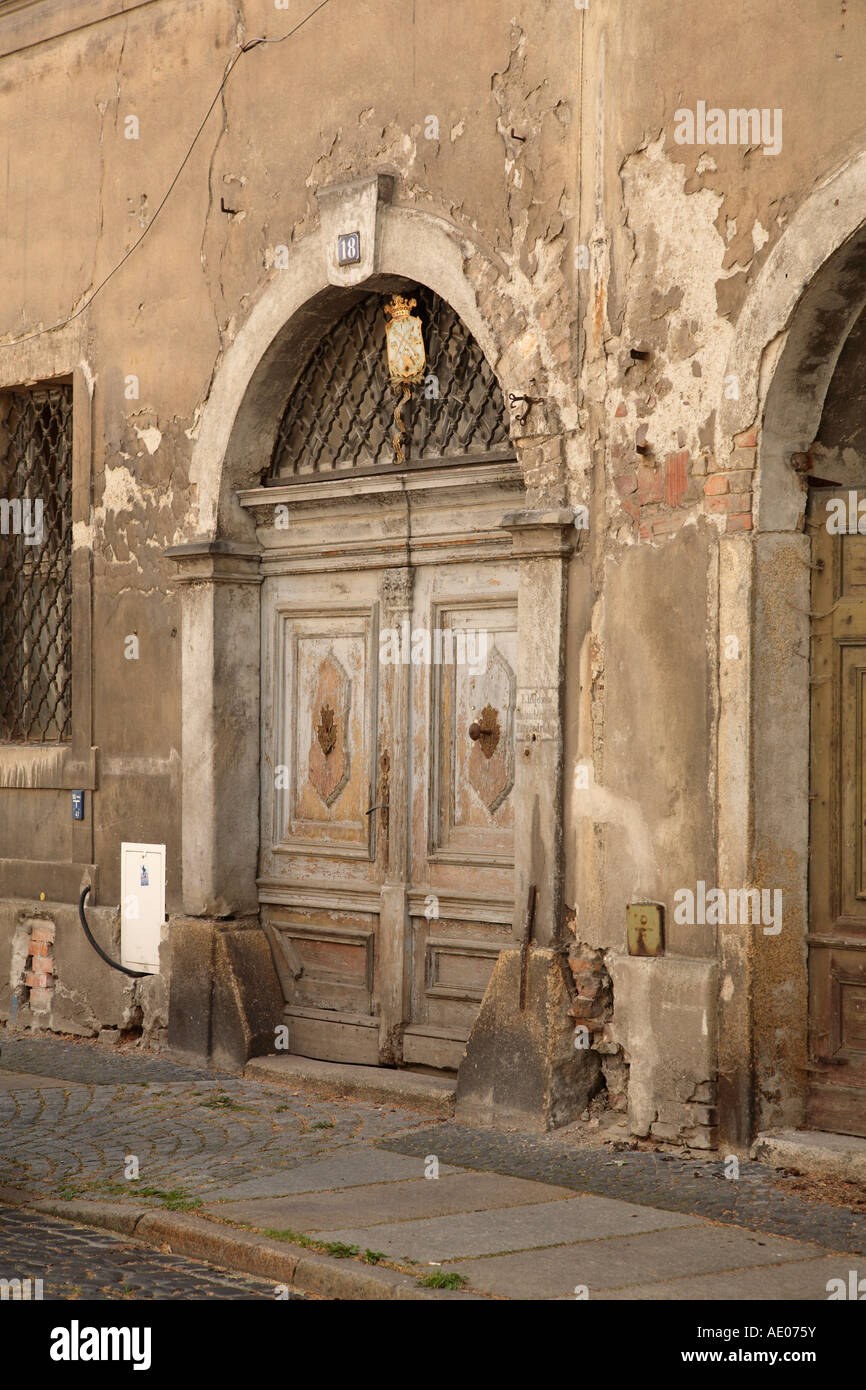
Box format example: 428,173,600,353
270,286,511,478
0,384,73,742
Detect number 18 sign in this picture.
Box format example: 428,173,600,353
337,232,361,266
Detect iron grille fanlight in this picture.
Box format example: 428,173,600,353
0,385,73,742
270,287,511,477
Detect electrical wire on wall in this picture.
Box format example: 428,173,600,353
0,0,333,352
78,885,152,979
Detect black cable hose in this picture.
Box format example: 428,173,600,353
77,885,153,979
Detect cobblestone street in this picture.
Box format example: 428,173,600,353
0,1207,290,1300
0,1034,430,1203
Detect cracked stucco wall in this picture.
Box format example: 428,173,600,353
0,0,582,1036
0,0,864,1140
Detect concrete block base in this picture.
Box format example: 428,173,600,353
608,954,719,1148
455,946,601,1133
168,916,284,1072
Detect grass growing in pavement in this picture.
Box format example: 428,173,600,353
251,1226,469,1289
260,1228,358,1258
200,1093,245,1110
262,1227,315,1248
58,1178,203,1212
419,1271,467,1290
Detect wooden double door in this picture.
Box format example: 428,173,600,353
258,517,518,1071
808,489,866,1134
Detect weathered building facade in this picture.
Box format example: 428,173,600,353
1,0,865,1152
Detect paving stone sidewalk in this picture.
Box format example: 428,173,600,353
0,1029,863,1300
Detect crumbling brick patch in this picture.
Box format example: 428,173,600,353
23,919,56,1014
703,439,758,533
612,446,700,542
565,932,628,1114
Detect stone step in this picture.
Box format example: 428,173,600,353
244,1054,456,1116
751,1128,866,1184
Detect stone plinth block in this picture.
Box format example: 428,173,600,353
455,946,601,1132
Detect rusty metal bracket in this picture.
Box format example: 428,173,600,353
519,884,537,1012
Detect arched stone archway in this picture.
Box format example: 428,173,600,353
166,182,576,1101
715,153,866,1140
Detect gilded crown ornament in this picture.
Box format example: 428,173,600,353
383,293,427,462
384,295,416,322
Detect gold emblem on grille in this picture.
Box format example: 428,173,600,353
384,294,427,463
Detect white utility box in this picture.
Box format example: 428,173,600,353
120,842,165,974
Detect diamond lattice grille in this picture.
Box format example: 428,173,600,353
270,287,511,477
0,385,73,742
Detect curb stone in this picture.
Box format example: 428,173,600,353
0,1188,483,1300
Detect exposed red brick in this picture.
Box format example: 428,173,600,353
706,493,751,515
615,472,637,497
664,450,689,508
30,924,54,943
25,971,52,989
615,403,627,418
726,512,753,532
704,474,729,497
29,940,52,957
635,464,663,505
652,515,686,536
733,426,758,448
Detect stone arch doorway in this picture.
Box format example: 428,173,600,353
167,186,574,1083
714,161,866,1141
238,278,525,1068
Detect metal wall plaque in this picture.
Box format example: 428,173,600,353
337,232,361,265
626,902,664,956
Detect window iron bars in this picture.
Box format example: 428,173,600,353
270,287,511,477
0,385,73,742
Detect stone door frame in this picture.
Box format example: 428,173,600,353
166,181,576,1010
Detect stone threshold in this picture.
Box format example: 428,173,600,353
751,1129,866,1185
244,1054,456,1117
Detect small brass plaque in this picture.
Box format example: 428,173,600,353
626,903,664,957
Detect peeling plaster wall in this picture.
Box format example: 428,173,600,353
567,2,866,1143
0,0,582,1040
0,0,864,1143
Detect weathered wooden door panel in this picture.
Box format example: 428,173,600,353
808,492,866,1136
259,573,386,1064
406,566,517,1067
254,478,522,1071
275,613,377,856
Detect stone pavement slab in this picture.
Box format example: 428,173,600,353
591,1256,861,1301
0,1071,83,1089
207,1172,577,1230
442,1225,836,1300
382,1124,866,1254
203,1146,458,1202
317,1192,704,1262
